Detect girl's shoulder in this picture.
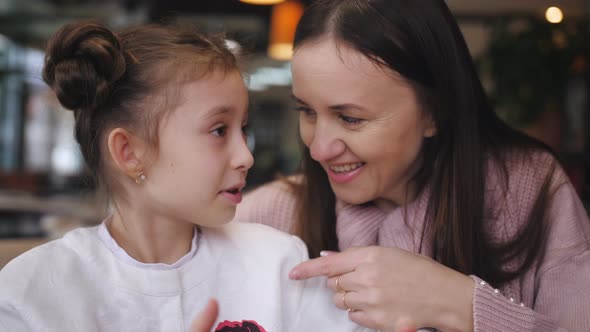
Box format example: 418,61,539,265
0,226,100,297
202,222,308,262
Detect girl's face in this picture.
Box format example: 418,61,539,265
292,38,435,206
142,70,253,227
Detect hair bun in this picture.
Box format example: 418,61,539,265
43,22,126,112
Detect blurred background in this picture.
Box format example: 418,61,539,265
0,0,589,266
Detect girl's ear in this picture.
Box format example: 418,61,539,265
107,128,149,179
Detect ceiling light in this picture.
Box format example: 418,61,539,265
545,7,563,24
239,0,286,5
268,0,304,60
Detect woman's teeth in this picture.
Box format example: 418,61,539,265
330,163,364,173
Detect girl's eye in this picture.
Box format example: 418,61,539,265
212,126,227,137
339,114,363,124
241,124,250,136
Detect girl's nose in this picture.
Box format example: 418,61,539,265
233,134,254,171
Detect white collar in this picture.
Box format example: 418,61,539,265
98,218,198,270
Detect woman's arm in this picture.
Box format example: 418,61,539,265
289,246,475,332
470,256,589,332
288,172,590,332
234,179,299,233
289,242,590,332
471,175,590,332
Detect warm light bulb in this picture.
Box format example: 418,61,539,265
545,6,563,24
239,0,285,4
268,43,293,61
267,0,304,61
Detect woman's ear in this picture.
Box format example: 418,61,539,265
107,128,148,179
423,112,437,138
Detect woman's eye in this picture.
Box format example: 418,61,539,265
212,126,227,137
295,106,315,116
339,115,363,124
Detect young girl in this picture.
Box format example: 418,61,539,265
0,22,371,332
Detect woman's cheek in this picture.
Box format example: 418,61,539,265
299,120,314,147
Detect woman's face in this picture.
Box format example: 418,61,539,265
291,38,436,206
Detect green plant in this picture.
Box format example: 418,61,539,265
477,17,589,127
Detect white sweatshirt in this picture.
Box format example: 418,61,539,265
0,222,370,332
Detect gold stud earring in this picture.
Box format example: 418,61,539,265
135,172,146,184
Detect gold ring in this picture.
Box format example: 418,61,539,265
341,292,354,312
335,275,344,292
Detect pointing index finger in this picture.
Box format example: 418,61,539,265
289,249,361,280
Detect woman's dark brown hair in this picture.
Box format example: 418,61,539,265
42,21,238,196
291,0,557,286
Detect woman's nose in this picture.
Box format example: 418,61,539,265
308,125,346,162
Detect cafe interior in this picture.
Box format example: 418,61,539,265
0,0,589,267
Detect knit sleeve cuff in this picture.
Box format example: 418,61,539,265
469,275,561,332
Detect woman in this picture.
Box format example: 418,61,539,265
235,0,590,331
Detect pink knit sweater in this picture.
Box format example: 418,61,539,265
234,152,590,332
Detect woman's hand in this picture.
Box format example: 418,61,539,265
289,246,475,332
189,299,218,332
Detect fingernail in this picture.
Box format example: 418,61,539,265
289,270,301,280
320,250,337,256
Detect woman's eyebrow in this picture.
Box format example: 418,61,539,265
290,94,307,105
292,94,367,113
328,103,366,112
